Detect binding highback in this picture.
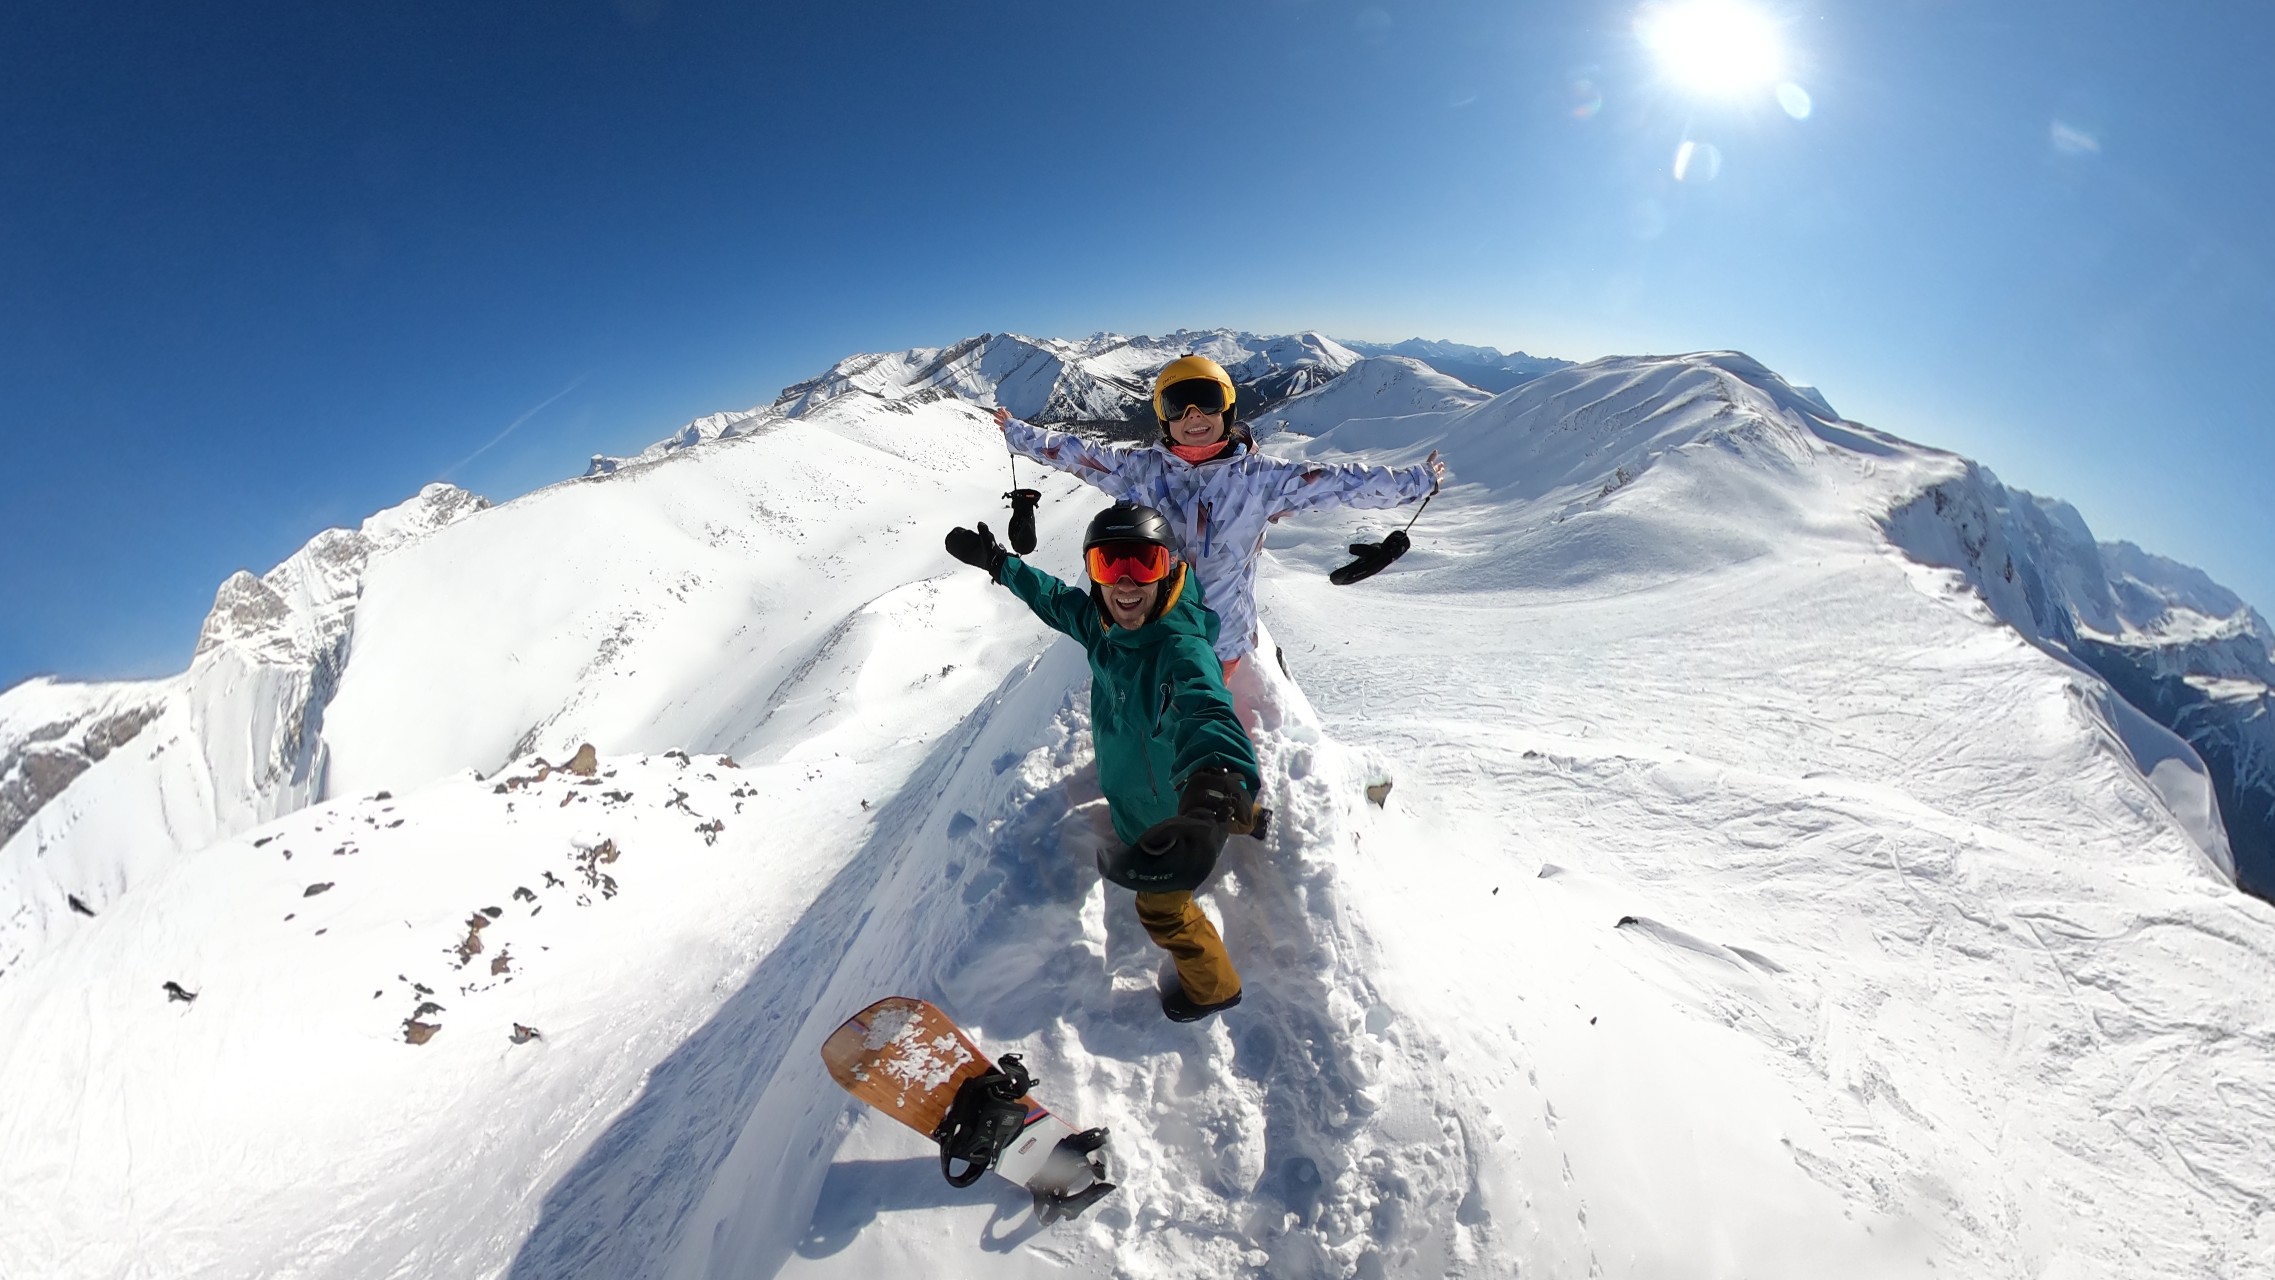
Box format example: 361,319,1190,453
930,1053,1036,1187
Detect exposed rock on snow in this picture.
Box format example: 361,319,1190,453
0,693,160,848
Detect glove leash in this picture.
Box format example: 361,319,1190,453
1398,489,1434,534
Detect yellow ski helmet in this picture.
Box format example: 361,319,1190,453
1151,355,1238,423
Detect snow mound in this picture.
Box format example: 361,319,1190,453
1248,355,1490,438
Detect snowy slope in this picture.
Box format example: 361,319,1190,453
5,342,2274,1280
1247,355,1491,439
1339,338,1572,394
1882,464,2275,893
0,484,485,980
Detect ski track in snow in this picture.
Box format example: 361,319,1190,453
1260,521,2275,1279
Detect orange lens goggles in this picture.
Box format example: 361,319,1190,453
1085,541,1172,585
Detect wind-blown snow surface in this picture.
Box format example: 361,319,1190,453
6,351,2275,1279
1878,470,2275,895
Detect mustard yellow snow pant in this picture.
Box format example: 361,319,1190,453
1135,890,1241,1006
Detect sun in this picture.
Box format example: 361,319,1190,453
1637,0,1786,98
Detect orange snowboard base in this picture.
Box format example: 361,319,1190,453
820,996,1115,1222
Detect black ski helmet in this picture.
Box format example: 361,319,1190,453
1082,502,1182,626
1082,501,1176,555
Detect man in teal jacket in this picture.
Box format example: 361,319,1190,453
946,501,1260,1022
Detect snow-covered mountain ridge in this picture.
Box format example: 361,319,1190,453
1337,338,1573,393
585,330,1369,473
0,482,487,980
1881,464,2275,892
5,336,2274,1279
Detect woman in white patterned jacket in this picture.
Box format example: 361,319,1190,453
990,353,1445,684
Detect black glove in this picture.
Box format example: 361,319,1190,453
1101,815,1224,891
945,523,1009,580
1178,767,1256,834
1329,527,1410,586
1004,489,1041,555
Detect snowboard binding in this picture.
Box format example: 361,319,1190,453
930,1052,1119,1222
932,1053,1037,1187
1030,1127,1116,1224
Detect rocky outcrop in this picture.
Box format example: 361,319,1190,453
2074,633,2274,895
184,484,489,819
0,702,161,849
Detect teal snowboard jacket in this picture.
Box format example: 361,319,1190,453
995,556,1260,846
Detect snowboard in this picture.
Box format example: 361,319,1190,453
821,995,1116,1223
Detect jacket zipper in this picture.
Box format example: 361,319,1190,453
1147,679,1171,801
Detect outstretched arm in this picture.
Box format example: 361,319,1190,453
994,405,1151,501
997,562,1102,644
1266,450,1446,519
946,522,1097,640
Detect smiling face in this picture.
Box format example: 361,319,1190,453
1166,405,1228,447
1102,574,1164,630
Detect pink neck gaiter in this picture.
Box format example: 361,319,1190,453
1168,439,1231,463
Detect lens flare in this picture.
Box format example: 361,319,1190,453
2050,120,2101,155
1673,139,1723,182
1637,0,1786,98
1776,82,1812,119
1571,78,1605,119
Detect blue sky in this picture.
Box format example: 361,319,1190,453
5,0,2270,688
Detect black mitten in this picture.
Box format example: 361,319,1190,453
1099,816,1224,891
1329,528,1411,586
1178,767,1256,834
945,523,1009,579
1005,488,1041,555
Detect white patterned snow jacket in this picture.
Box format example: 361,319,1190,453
1003,418,1438,662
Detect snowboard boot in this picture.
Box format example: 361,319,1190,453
1160,976,1243,1023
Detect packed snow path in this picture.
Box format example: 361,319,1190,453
521,636,1492,1280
